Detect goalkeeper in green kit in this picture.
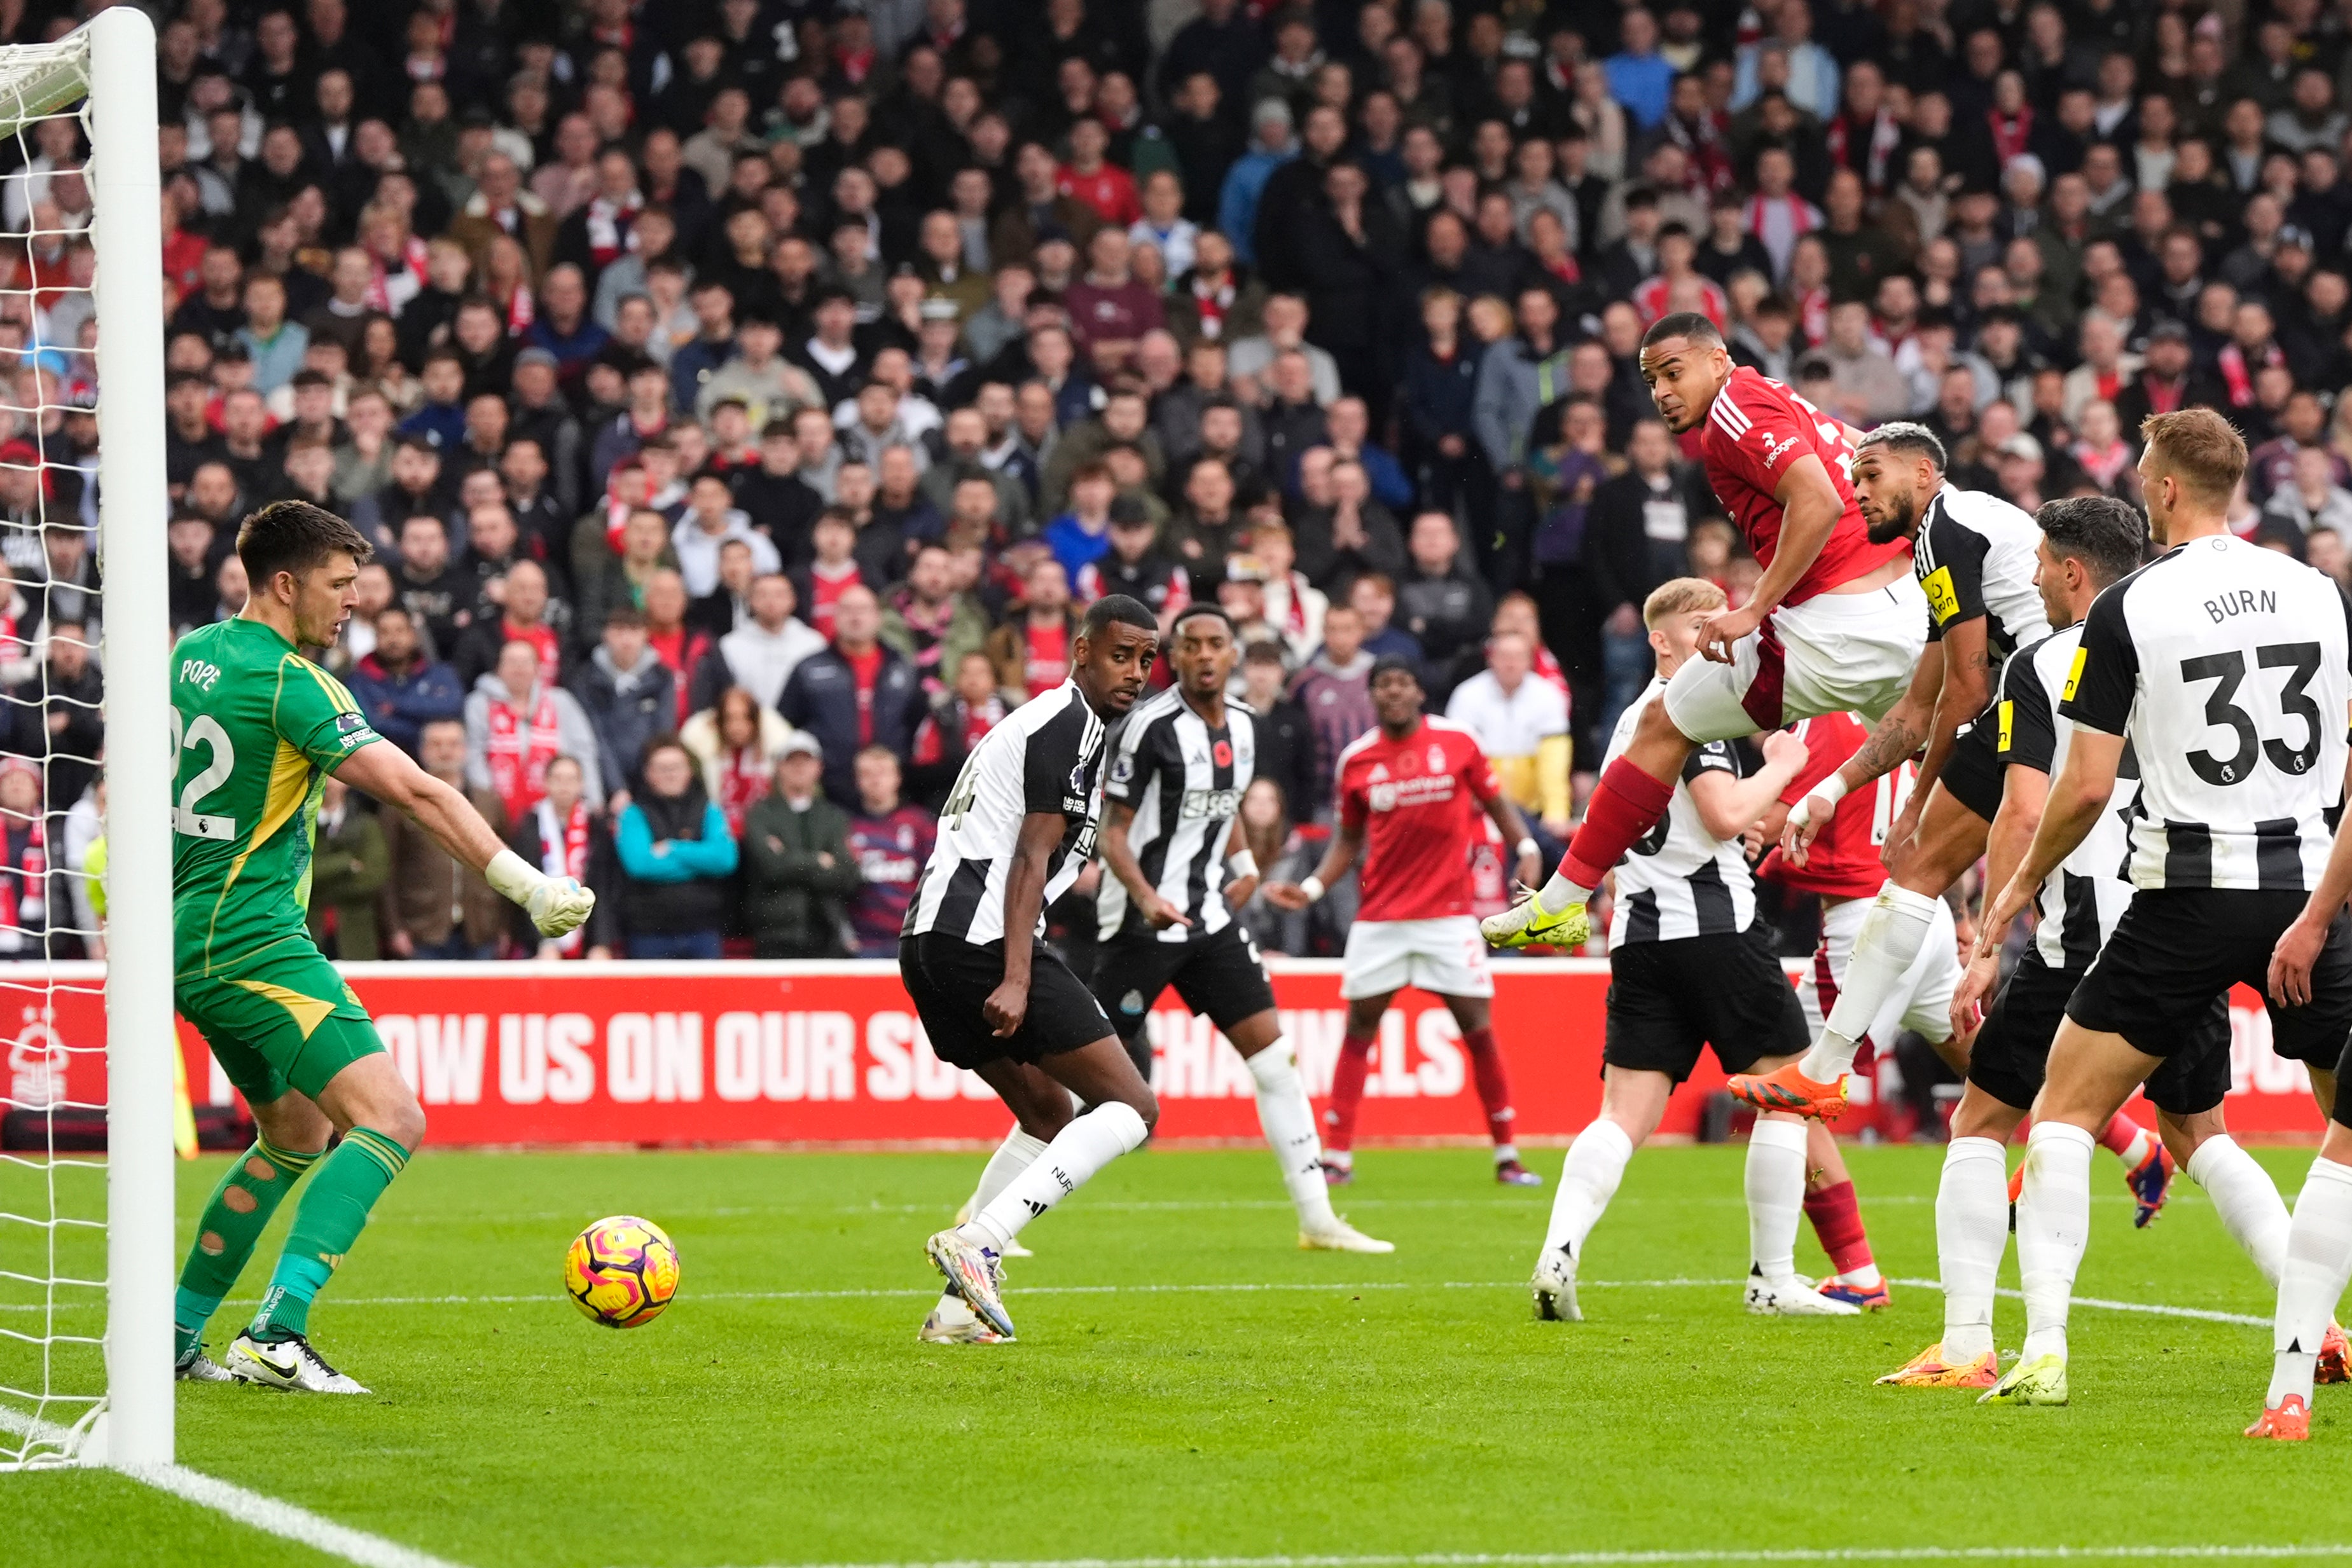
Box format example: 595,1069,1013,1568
168,502,593,1393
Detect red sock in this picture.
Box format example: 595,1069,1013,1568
1802,1180,1874,1276
1463,1027,1516,1148
1564,758,1676,890
2098,1111,2148,1160
1325,1034,1374,1153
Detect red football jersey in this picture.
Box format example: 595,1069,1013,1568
1336,718,1503,921
1758,710,1915,900
1696,366,1909,605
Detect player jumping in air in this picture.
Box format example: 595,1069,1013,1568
1893,495,2348,1392
1535,578,1861,1321
1091,605,1390,1251
1966,413,2352,1419
1746,427,2172,1174
1263,656,1545,1187
904,595,1162,1343
1481,315,1925,1095
172,502,593,1393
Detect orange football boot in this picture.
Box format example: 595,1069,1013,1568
2246,1394,2311,1441
2318,1324,2351,1385
1726,1062,1848,1119
1876,1343,1999,1389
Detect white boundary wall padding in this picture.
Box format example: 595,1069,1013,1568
86,6,169,1470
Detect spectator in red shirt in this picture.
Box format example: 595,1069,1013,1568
983,554,1082,703
1057,118,1141,228
641,568,712,726
1063,228,1166,377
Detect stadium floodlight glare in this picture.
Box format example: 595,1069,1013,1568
0,5,167,1471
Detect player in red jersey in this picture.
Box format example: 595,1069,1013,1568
1264,656,1547,1186
1485,313,1925,1122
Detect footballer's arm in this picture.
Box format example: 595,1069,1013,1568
1221,816,1261,909
1261,820,1364,911
1697,454,1846,665
1781,642,1940,865
1687,730,1809,843
1479,788,1545,893
1100,799,1190,930
1905,612,1993,815
1951,758,2050,1028
338,739,593,937
983,809,1066,1036
1974,727,2121,961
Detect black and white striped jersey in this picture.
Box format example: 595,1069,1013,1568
903,678,1107,946
1096,687,1255,942
2060,533,2352,892
1994,626,2141,968
1914,483,2049,685
1603,680,1755,946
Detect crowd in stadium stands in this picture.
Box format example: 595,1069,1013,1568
8,0,2352,962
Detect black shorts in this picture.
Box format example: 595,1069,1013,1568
2065,889,2352,1114
899,932,1116,1071
1937,714,2004,823
1605,924,1810,1085
1092,923,1278,1045
1972,952,2231,1117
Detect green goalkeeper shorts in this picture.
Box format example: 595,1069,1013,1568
176,944,385,1106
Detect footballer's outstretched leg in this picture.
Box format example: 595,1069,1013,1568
172,1092,328,1379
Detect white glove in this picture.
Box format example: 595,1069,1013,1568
487,849,597,938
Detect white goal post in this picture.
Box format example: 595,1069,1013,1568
0,6,167,1471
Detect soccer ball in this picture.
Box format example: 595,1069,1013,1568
562,1215,682,1328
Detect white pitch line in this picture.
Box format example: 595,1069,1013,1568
728,1547,2352,1568
2,1404,469,1568
123,1466,468,1568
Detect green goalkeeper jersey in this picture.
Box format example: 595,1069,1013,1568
171,616,383,980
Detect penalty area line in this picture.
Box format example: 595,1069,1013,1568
727,1550,2352,1568
2,1401,467,1568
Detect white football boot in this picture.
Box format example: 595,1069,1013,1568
1531,1247,1581,1321
1742,1267,1862,1316
1299,1217,1395,1253
225,1333,371,1394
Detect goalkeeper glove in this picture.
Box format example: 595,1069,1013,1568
485,849,597,939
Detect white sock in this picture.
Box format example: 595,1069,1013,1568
1537,869,1595,907
2269,1155,2352,1408
1543,1118,1634,1259
1800,884,1939,1081
961,1103,1149,1251
939,1127,1052,1316
1493,1142,1520,1165
2016,1120,2096,1365
1746,1117,1809,1283
1936,1136,2009,1363
1246,1045,1336,1228
2188,1134,2291,1286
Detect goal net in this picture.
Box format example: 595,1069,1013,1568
0,9,167,1471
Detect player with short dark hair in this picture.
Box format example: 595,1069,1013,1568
171,501,594,1393
1970,412,2352,1418
1746,421,2052,1123
1482,316,1925,1129
904,594,1164,1343
1088,603,1390,1254
1264,655,1546,1186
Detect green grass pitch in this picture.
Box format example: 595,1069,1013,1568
12,1141,2352,1566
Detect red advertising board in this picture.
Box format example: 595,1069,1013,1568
2,960,2332,1145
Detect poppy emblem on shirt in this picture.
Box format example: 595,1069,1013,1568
1213,739,1232,767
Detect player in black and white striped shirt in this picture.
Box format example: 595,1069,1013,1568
1535,577,1855,1323
1885,496,2334,1392
1747,425,2048,1122
901,595,1165,1344
1093,606,1389,1254
1967,413,2352,1419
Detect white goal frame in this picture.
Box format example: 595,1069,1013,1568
0,7,169,1469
